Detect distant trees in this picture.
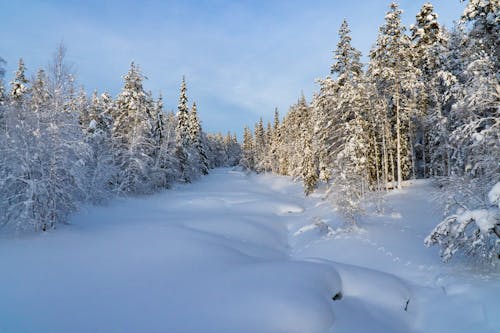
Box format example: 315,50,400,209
240,0,499,262
0,47,240,233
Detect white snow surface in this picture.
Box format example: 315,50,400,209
1,169,499,333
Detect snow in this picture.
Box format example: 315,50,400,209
488,182,500,207
1,170,499,332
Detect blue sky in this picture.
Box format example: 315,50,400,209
0,0,466,135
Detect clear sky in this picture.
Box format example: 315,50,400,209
0,0,466,135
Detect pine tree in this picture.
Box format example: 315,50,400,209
10,58,29,106
0,56,6,106
331,19,363,85
368,2,420,189
253,117,266,172
312,78,336,183
175,76,192,182
176,76,190,148
0,57,7,132
189,102,209,175
461,0,499,70
112,62,155,193
268,108,281,173
241,126,255,170
410,3,447,177
323,20,372,223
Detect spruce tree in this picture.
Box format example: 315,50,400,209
175,76,192,182
368,2,420,189
112,62,155,193
410,3,447,177
241,126,255,170
10,58,29,106
189,102,209,175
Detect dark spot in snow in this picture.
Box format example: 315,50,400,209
332,292,343,301
404,298,410,311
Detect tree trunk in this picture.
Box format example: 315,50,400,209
395,94,402,189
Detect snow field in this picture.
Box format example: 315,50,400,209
0,169,499,333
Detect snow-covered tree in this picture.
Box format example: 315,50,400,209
111,62,155,193
253,117,266,173
189,102,209,175
80,91,115,202
312,77,336,183
0,46,87,232
323,19,372,224
425,181,500,264
10,58,29,106
369,2,421,188
410,3,448,177
0,56,6,106
240,126,255,170
461,0,499,70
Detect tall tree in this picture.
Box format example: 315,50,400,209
175,76,192,182
189,102,209,175
369,2,420,188
410,3,447,177
241,126,255,170
461,0,499,70
112,62,155,193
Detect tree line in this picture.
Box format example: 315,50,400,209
0,45,241,232
241,1,499,263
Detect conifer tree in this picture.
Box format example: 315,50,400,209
461,0,499,70
410,3,447,177
241,126,255,170
0,56,6,106
175,76,192,182
112,62,155,193
369,2,420,188
189,102,209,175
253,117,266,172
10,58,29,106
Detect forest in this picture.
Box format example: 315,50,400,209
0,0,498,266
0,48,241,232
240,1,499,263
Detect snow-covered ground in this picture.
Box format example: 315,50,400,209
1,168,499,333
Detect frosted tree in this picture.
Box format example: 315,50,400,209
410,3,447,177
325,20,372,224
448,53,499,182
312,77,336,183
331,19,363,83
224,132,242,166
206,132,226,168
148,94,180,189
80,91,115,202
240,126,255,170
0,46,87,232
425,181,500,264
0,57,5,131
0,56,6,105
369,2,420,188
174,77,195,182
112,62,155,193
253,117,266,172
266,108,281,173
10,58,29,106
461,0,499,70
302,119,318,195
189,102,209,175
176,76,190,148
